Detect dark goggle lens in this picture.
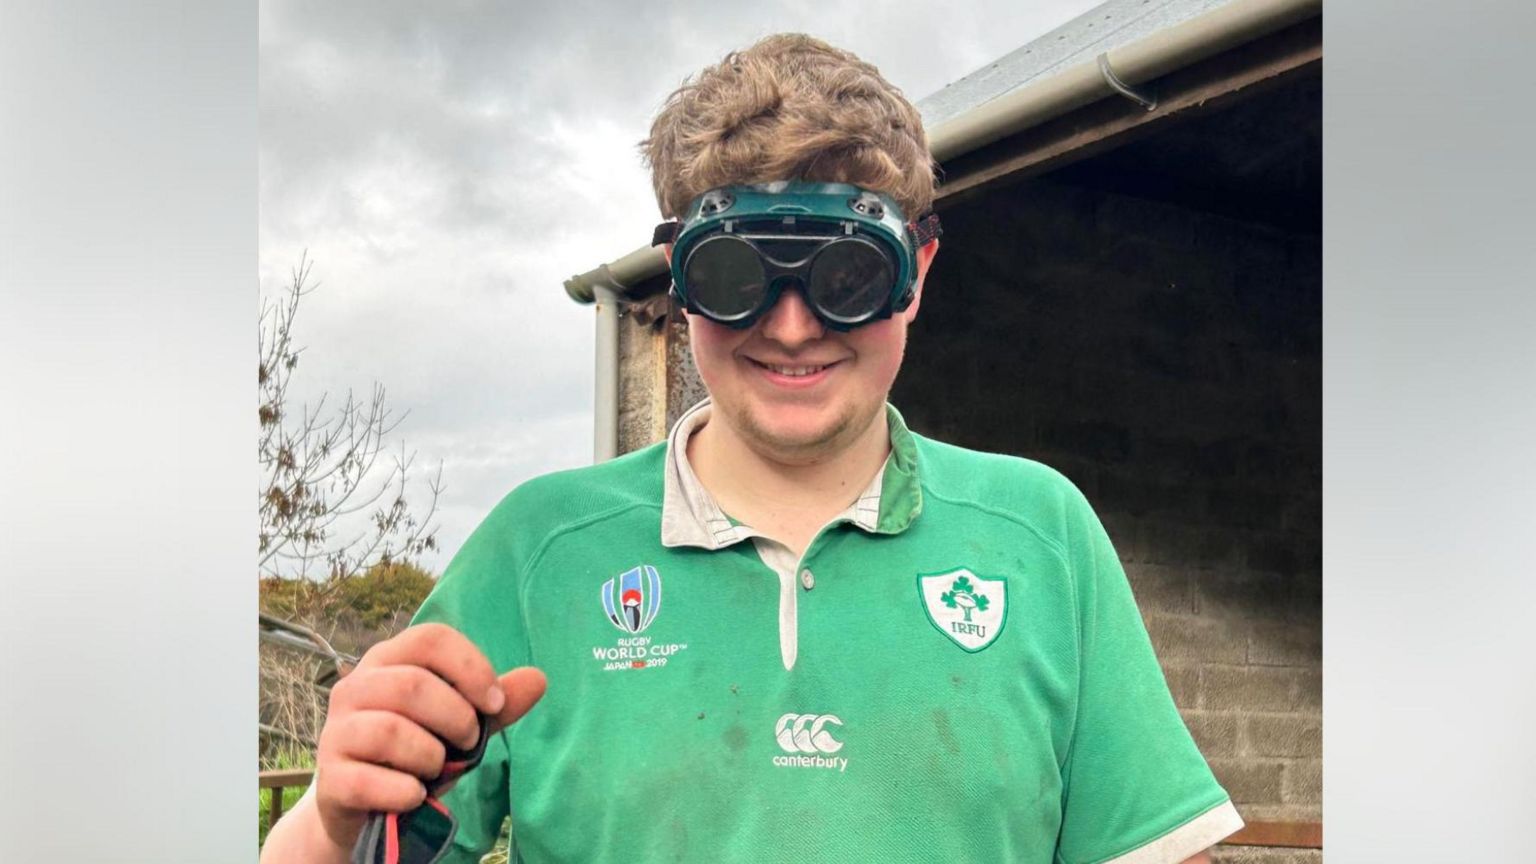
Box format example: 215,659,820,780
807,238,896,323
683,236,767,320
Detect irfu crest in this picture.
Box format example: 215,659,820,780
941,575,990,621
918,569,1007,652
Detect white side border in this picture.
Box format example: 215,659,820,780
1101,800,1245,864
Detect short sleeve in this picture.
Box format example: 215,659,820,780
1054,491,1243,864
401,496,534,863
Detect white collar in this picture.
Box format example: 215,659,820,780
659,399,884,549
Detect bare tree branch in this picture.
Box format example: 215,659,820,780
258,253,442,584
258,254,447,758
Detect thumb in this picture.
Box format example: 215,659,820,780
487,666,547,734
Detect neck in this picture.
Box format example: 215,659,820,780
688,405,890,548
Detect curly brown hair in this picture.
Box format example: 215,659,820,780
640,33,934,221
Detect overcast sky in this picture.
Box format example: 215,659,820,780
259,0,1101,575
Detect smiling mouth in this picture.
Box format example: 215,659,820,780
748,359,839,377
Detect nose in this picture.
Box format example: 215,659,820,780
757,284,826,347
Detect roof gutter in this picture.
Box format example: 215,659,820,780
928,0,1320,161
564,246,661,305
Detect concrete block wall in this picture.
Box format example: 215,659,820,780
894,177,1321,857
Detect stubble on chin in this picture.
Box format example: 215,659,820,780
733,399,877,466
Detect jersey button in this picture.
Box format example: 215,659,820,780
800,569,815,590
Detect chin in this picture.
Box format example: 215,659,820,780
742,402,863,460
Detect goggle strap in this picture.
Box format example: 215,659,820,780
909,212,943,247
651,221,681,247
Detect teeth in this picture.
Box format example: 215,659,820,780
765,363,825,377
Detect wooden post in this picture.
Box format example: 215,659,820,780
260,769,315,830
269,787,286,828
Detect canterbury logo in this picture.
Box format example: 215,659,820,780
775,713,844,754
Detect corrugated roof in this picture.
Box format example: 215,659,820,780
916,0,1238,129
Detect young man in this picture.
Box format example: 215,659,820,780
263,34,1241,864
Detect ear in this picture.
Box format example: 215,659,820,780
902,238,940,322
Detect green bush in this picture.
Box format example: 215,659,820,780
260,560,437,654
339,561,437,630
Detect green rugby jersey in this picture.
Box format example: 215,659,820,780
412,401,1241,863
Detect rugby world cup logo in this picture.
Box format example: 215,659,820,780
602,565,662,634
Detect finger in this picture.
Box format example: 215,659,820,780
488,666,547,734
331,665,482,752
317,759,428,817
330,710,448,783
359,622,504,716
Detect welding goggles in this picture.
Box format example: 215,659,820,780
351,713,492,864
651,181,941,331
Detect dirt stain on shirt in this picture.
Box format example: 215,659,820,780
931,708,962,755
723,723,748,753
